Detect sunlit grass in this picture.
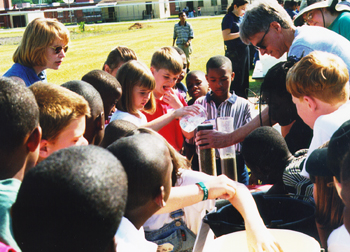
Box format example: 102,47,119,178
0,16,261,95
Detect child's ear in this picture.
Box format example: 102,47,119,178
303,96,317,111
104,64,112,74
231,72,235,82
154,185,166,208
39,139,51,159
26,126,42,153
150,66,156,75
96,112,105,130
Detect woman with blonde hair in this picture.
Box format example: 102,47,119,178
3,17,70,86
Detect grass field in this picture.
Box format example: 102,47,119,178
0,16,262,96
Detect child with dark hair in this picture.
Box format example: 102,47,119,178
221,0,250,98
107,133,173,251
0,77,42,251
62,80,105,146
103,46,137,77
186,70,209,106
82,69,122,122
11,145,128,252
241,126,313,201
99,120,137,148
172,46,188,100
29,82,90,163
305,120,350,249
193,55,251,184
260,60,313,154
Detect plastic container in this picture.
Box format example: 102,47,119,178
179,104,207,133
217,117,237,181
197,124,217,176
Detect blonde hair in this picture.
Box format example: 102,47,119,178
286,51,349,104
29,82,90,141
13,18,70,67
151,47,183,75
116,60,156,115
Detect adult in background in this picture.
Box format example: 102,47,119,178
294,0,350,41
173,11,194,72
3,18,69,87
221,0,250,99
284,0,299,19
195,0,350,151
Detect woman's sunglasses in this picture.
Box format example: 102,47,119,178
50,45,68,54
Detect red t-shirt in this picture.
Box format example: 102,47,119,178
143,93,187,152
0,242,16,252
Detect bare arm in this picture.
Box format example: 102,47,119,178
144,105,200,132
172,38,176,46
222,28,240,41
156,175,237,214
230,183,283,252
196,106,272,149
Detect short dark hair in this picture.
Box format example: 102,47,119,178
0,77,39,151
241,126,291,181
12,145,127,252
206,55,232,74
107,133,170,211
82,70,122,116
103,46,137,72
99,119,138,148
62,80,104,118
178,11,186,17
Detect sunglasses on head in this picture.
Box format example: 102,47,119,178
50,45,68,54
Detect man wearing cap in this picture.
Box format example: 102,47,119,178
294,0,350,41
306,120,350,251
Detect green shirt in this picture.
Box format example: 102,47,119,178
328,11,350,41
0,179,21,252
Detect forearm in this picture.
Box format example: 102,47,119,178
143,111,176,132
156,184,203,214
172,38,176,46
222,29,240,41
230,106,272,144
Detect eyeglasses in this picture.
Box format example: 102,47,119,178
303,11,314,23
50,45,68,54
254,26,270,50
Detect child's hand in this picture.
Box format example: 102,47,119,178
174,104,201,119
245,224,283,252
163,89,183,109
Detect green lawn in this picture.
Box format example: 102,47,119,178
0,16,261,96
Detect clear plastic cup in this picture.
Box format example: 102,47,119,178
180,104,207,133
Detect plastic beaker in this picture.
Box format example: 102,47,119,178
217,117,237,181
180,104,207,133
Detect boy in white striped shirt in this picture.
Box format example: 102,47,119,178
194,55,252,184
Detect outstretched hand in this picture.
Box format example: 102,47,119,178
245,224,283,252
195,129,235,149
174,104,202,119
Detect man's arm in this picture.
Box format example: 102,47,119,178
196,106,272,149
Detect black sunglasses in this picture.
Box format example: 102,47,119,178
254,26,270,50
50,45,68,54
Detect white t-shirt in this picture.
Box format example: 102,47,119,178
115,217,158,252
110,110,147,126
301,101,350,177
327,224,350,252
143,169,215,235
